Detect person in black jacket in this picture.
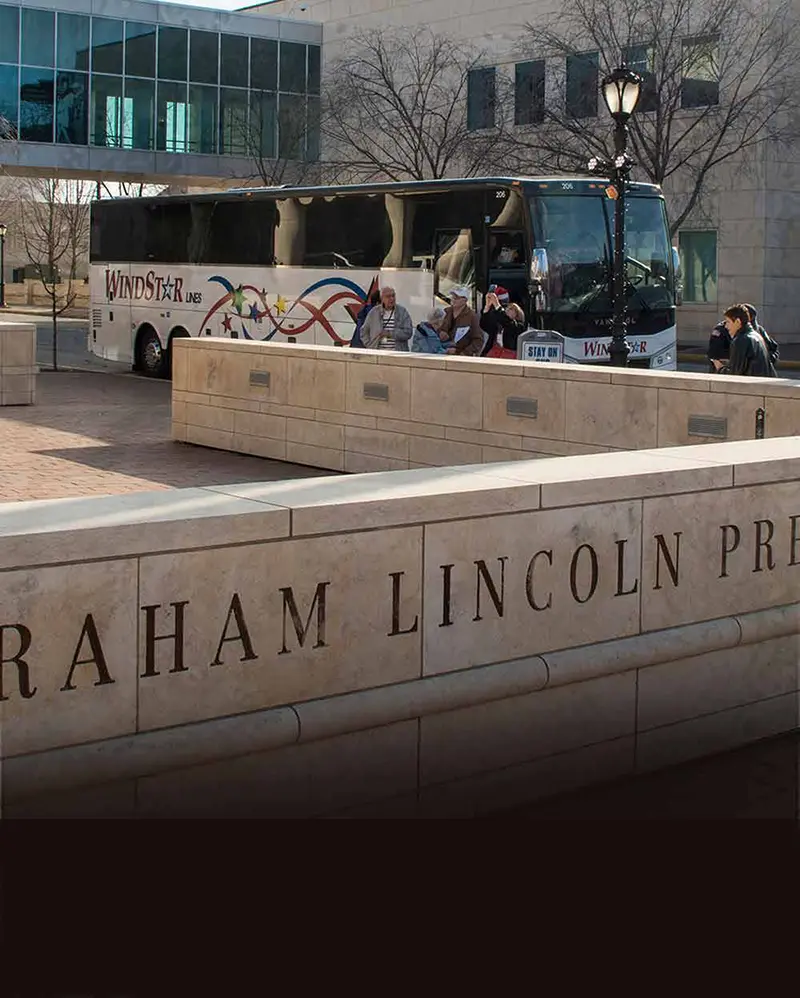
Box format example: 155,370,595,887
707,320,731,373
480,287,527,356
742,303,779,367
722,303,776,377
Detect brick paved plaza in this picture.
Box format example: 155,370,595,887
0,370,328,503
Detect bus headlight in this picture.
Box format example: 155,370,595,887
650,345,676,370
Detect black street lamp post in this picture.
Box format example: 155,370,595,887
588,66,642,367
0,222,6,308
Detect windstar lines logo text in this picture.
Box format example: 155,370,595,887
584,339,648,357
105,269,185,303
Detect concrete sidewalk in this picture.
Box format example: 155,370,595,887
2,304,89,320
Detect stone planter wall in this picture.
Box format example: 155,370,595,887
0,321,36,406
172,339,800,472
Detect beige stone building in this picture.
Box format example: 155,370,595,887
246,0,800,351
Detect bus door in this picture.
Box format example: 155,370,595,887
487,228,529,312
434,228,475,307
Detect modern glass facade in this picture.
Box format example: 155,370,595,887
0,3,321,161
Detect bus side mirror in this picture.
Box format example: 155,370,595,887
671,246,683,306
531,247,549,282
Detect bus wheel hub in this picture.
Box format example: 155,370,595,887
145,339,161,368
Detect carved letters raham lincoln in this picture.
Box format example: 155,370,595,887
0,515,797,701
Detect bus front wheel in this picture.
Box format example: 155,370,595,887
137,326,166,378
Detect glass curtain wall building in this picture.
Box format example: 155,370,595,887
0,0,321,176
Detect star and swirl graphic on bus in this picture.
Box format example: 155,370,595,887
198,274,380,344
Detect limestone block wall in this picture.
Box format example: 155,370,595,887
0,322,36,406
1,436,799,817
173,339,800,473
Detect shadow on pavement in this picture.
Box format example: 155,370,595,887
34,440,331,489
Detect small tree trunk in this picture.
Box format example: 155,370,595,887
52,291,58,372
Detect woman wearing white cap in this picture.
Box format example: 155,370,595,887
439,287,484,356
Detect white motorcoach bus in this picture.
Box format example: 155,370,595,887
89,176,680,377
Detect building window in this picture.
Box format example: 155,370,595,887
622,45,658,112
125,23,156,79
280,41,306,93
188,84,218,154
22,8,54,68
467,67,495,130
91,18,123,76
278,92,304,158
249,89,276,158
0,5,19,66
307,95,320,160
220,87,248,155
515,60,545,125
91,74,122,147
158,27,187,82
220,34,248,88
20,66,54,141
679,230,717,303
57,13,89,72
190,30,218,86
251,37,277,92
308,45,321,95
157,81,187,152
123,78,154,150
0,63,18,139
566,52,598,118
0,14,320,157
56,71,87,144
682,37,719,108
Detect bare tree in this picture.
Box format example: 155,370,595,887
323,27,509,182
509,0,800,233
19,177,91,371
227,91,326,187
98,181,166,198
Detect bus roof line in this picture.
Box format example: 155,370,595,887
97,175,663,205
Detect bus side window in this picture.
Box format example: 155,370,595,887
146,203,191,263
301,195,391,270
91,203,136,263
188,203,214,265
207,200,277,265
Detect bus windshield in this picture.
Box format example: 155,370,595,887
530,194,674,313
608,195,674,310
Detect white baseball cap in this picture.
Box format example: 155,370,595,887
450,287,470,300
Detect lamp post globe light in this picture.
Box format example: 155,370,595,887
588,66,642,367
0,222,6,309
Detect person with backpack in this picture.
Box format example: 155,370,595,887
350,288,380,348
